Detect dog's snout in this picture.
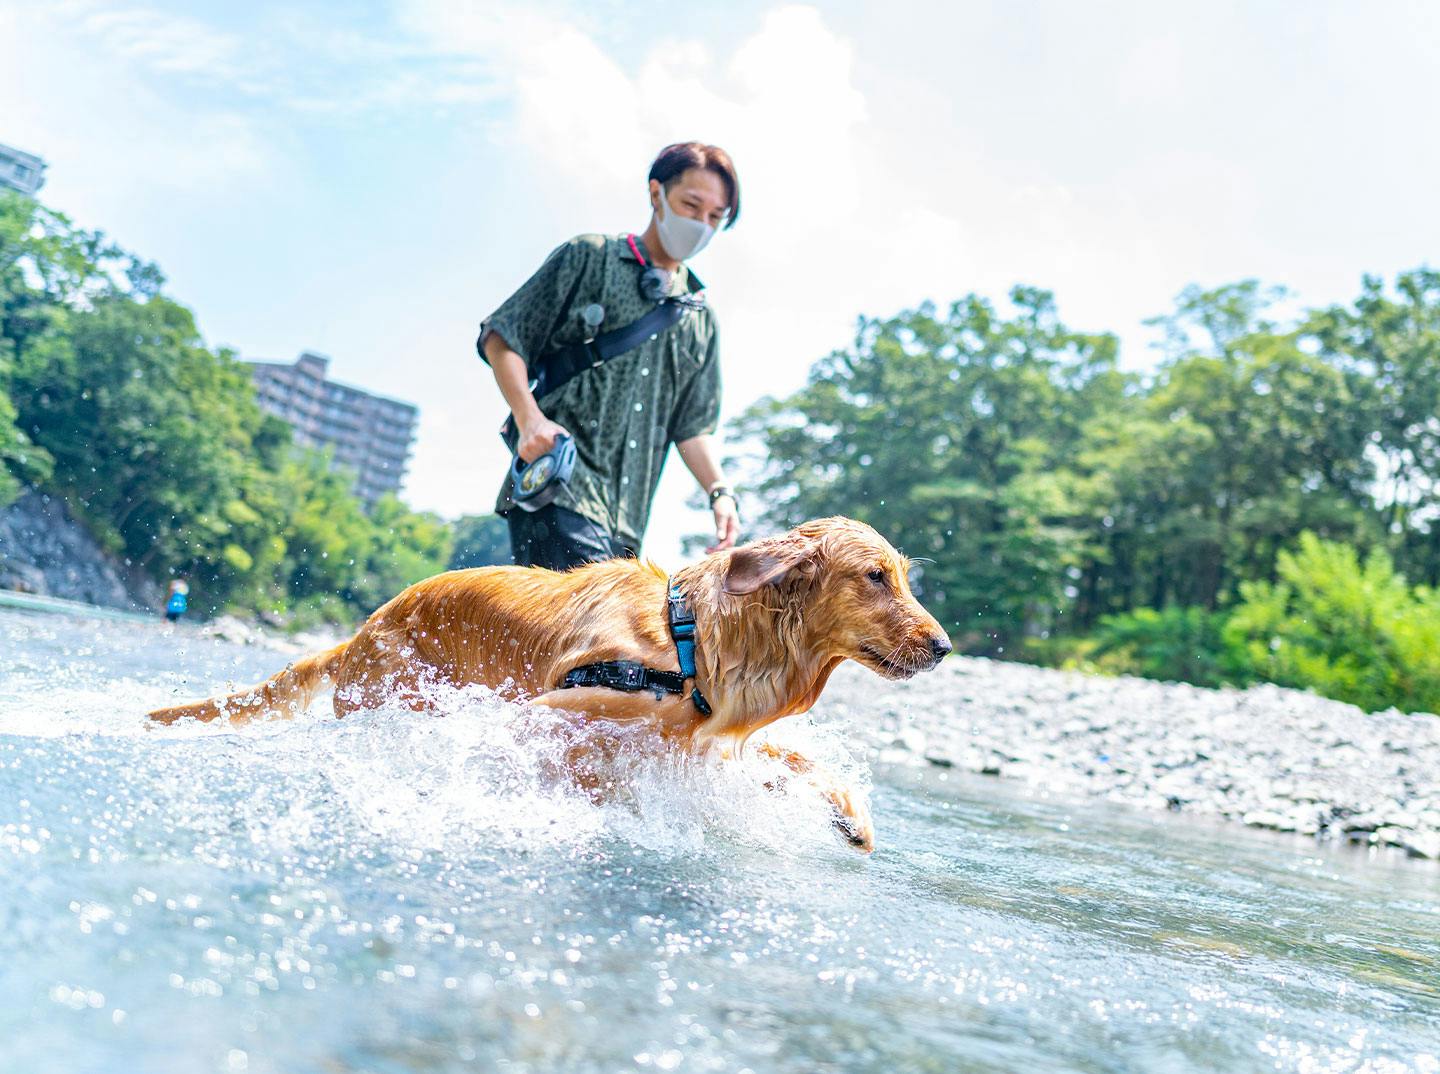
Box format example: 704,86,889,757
928,635,953,661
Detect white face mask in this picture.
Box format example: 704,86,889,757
654,185,716,262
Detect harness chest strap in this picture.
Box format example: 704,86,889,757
560,580,713,716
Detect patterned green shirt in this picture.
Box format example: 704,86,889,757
479,233,722,548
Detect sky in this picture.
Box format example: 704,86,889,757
3,1,1439,565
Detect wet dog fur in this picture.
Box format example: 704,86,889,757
148,517,952,851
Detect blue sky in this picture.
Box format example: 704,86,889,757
4,1,1439,564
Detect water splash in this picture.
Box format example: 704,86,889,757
0,652,870,861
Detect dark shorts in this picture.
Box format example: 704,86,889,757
507,504,637,571
164,610,182,623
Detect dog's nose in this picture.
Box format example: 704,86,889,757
929,635,953,661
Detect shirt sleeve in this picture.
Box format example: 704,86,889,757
667,323,722,443
477,239,590,373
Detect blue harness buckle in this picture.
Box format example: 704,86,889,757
667,581,712,715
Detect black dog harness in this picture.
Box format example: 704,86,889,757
560,581,713,716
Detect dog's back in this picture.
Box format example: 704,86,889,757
148,557,675,725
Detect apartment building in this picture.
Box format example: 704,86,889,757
247,351,418,507
0,142,47,196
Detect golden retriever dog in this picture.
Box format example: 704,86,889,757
148,516,952,851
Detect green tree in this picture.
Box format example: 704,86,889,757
1087,606,1243,688
274,449,374,606
1304,270,1440,585
354,495,453,610
1075,282,1373,616
1,191,451,621
449,514,511,570
0,372,51,509
734,288,1121,652
9,291,274,610
0,192,59,505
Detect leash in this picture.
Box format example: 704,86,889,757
560,579,712,716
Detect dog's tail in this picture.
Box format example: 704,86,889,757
147,639,351,726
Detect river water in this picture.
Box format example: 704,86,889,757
2,606,1438,1074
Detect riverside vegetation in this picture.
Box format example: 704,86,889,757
3,191,1438,715
731,280,1440,716
0,191,512,628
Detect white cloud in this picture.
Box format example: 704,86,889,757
40,1,502,119
0,4,275,204
76,5,239,76
392,2,970,559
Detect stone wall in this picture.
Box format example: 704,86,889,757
0,489,162,612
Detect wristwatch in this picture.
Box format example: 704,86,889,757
708,485,736,506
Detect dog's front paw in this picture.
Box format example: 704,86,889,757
753,742,875,852
824,787,874,854
831,811,874,853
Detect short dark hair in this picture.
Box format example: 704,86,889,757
648,142,741,230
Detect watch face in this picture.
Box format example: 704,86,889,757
520,455,556,495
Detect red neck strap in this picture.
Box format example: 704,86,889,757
625,233,647,267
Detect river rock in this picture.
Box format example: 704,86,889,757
1401,831,1440,859
0,488,162,611
825,655,1440,860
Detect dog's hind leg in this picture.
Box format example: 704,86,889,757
754,742,875,853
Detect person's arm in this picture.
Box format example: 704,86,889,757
477,238,592,462
483,330,569,463
675,433,740,553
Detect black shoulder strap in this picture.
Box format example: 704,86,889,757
499,299,697,450
558,580,712,717
530,299,692,400
561,661,687,696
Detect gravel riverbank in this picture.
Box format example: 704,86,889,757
826,656,1440,861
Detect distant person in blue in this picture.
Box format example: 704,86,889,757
164,580,189,623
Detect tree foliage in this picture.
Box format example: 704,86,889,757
448,514,511,571
732,287,1122,652
1226,534,1440,715
0,191,450,621
1086,606,1239,689
736,273,1440,711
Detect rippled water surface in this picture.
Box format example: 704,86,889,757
3,607,1439,1074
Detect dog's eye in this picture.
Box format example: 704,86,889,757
867,568,886,585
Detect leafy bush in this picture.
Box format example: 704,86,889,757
281,593,356,635
1225,533,1440,714
1087,605,1248,688
448,513,511,570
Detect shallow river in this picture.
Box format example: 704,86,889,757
2,607,1438,1074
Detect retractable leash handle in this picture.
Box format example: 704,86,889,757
509,432,577,512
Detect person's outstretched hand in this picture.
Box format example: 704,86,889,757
707,495,740,553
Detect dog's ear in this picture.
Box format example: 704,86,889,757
722,546,808,595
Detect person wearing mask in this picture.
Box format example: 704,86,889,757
478,141,742,570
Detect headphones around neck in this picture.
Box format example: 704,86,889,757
581,235,698,340
626,233,671,304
